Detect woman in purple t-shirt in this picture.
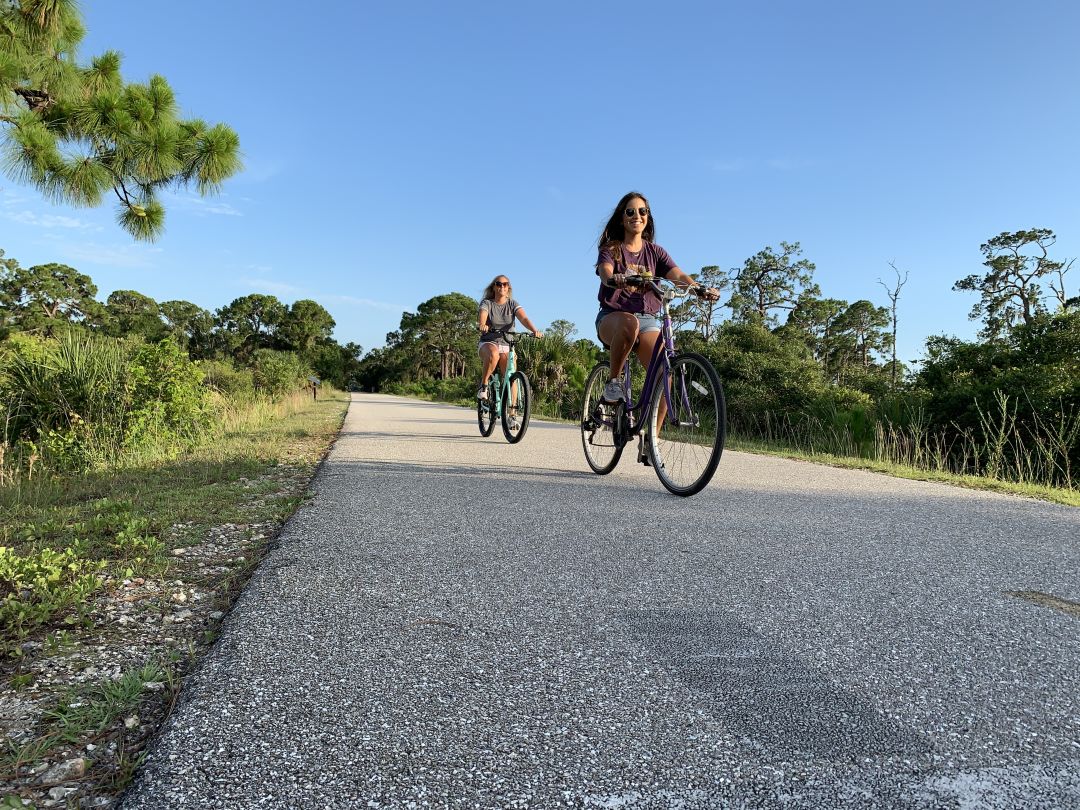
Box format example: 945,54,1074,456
594,191,721,462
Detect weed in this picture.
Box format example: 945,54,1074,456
44,664,166,745
42,630,74,656
0,547,105,656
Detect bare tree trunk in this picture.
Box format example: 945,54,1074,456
878,262,909,390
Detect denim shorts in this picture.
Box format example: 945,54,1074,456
594,309,662,345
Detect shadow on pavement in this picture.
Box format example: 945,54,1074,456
623,608,934,760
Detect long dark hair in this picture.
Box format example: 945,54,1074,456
597,191,655,260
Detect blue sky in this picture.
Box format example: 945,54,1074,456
2,1,1078,366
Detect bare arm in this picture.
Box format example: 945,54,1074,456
597,260,617,287
515,308,543,337
665,265,721,301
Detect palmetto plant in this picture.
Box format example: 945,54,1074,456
0,0,241,240
2,329,129,469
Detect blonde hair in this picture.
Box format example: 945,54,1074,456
482,275,512,300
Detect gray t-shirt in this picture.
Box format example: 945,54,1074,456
479,298,522,343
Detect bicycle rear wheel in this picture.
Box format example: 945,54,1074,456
580,362,623,474
502,371,531,443
477,378,497,437
646,352,725,496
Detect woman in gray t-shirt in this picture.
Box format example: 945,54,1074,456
477,275,542,401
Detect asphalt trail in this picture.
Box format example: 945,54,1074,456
122,393,1080,809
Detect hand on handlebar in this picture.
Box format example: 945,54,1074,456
692,285,721,302
609,273,651,290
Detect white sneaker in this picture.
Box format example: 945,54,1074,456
601,380,625,403
477,386,488,401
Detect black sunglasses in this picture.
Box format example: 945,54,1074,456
624,206,649,218
494,281,510,287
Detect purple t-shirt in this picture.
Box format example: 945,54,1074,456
595,242,677,314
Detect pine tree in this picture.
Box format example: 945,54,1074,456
0,0,241,240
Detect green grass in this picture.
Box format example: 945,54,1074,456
0,388,349,800
727,435,1080,507
2,662,167,781
395,388,1079,506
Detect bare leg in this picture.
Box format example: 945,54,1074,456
597,312,639,389
479,344,500,388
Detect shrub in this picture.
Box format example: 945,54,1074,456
199,359,255,400
251,349,310,398
124,338,212,454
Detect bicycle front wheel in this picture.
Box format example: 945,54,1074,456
502,371,531,443
646,352,726,496
580,362,623,474
477,379,497,437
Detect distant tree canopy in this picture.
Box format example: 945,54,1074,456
0,259,103,335
104,289,165,341
728,241,819,326
954,228,1072,339
0,0,241,240
387,292,477,381
0,250,362,390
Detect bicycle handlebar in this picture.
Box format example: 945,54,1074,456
620,275,715,300
483,326,538,343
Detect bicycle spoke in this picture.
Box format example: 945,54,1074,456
502,371,531,443
648,353,725,496
581,362,623,474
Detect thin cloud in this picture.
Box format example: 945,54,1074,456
0,188,28,206
710,159,747,173
709,157,818,172
766,157,818,171
329,294,403,313
3,209,101,231
233,278,402,313
239,277,305,297
165,192,242,217
55,240,163,268
238,158,283,184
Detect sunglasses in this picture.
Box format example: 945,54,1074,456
495,281,510,287
624,206,649,218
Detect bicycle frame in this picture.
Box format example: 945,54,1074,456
487,344,518,418
614,280,692,438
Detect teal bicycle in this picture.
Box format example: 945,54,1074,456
477,329,532,443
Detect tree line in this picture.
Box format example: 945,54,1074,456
0,251,363,388
359,228,1078,490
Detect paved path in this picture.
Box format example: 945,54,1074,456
122,393,1080,809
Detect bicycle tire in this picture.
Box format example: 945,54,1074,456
580,362,623,474
646,352,725,496
502,371,531,443
477,378,497,437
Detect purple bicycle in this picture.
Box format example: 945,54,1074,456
580,276,726,496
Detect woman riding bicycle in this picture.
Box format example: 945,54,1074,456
594,191,721,462
477,275,542,401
